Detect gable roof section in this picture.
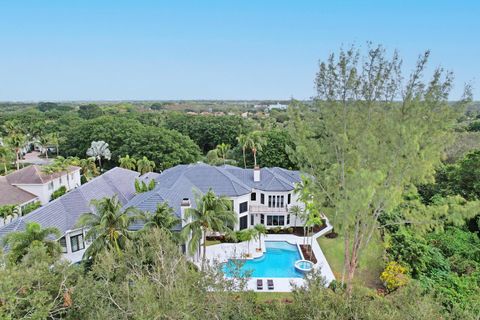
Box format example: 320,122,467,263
0,176,38,206
6,165,81,185
0,167,139,240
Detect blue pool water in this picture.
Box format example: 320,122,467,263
222,241,303,278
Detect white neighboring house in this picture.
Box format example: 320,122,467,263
4,165,81,204
0,176,39,218
0,167,140,263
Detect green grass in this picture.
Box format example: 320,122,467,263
318,234,384,289
205,240,221,246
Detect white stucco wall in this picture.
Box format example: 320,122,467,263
13,169,81,204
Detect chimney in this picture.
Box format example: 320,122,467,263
180,198,191,227
253,166,261,182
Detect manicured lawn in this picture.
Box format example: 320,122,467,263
318,234,384,289
205,239,221,246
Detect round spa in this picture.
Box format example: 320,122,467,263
294,260,314,273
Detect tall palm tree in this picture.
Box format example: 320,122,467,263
216,143,231,165
136,156,155,175
119,155,137,170
49,132,60,156
254,223,267,251
86,140,111,170
77,196,141,259
247,131,265,168
2,222,61,263
289,205,303,228
181,189,236,270
140,203,181,240
236,134,249,169
37,134,51,159
7,133,26,171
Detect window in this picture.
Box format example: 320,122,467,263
288,193,291,204
250,214,254,225
239,216,248,230
59,237,67,253
266,215,285,226
70,234,85,252
239,201,248,213
250,192,256,201
48,182,54,190
260,214,264,224
287,214,290,225
260,193,265,204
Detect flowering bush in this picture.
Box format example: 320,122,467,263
380,261,409,292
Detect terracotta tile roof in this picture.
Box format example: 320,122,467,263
5,165,80,185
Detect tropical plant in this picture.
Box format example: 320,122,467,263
119,154,137,170
2,222,61,263
136,156,156,175
253,223,267,251
247,131,265,168
22,201,41,215
216,143,231,165
0,205,18,223
181,189,236,270
237,228,256,256
140,203,181,240
86,140,111,169
77,196,141,259
134,179,155,193
49,132,60,156
6,133,26,171
0,145,14,174
50,186,67,201
236,134,249,168
380,261,410,292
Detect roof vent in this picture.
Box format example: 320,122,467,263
253,166,261,182
181,198,191,207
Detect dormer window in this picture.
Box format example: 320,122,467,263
251,192,256,201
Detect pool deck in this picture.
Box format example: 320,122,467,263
205,224,336,292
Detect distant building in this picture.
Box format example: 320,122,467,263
267,103,288,111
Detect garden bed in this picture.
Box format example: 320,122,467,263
299,244,317,264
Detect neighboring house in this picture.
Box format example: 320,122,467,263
267,103,288,111
125,163,304,232
0,167,140,263
5,165,81,204
0,176,39,214
0,163,305,263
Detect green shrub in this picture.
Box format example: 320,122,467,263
22,201,41,215
50,186,67,201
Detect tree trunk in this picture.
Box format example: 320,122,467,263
15,150,19,171
242,147,246,168
253,149,257,167
98,157,102,171
3,163,7,174
201,230,207,271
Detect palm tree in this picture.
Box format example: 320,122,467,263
289,205,303,228
247,131,265,168
36,134,51,159
253,223,267,251
0,145,13,174
2,222,61,263
216,143,231,165
119,155,137,170
49,132,60,156
6,133,26,171
181,189,236,270
86,140,111,170
77,196,141,259
140,203,181,240
236,134,249,169
136,156,155,175
238,228,256,257
79,157,99,181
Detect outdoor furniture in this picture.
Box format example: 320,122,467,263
267,279,274,290
257,279,263,290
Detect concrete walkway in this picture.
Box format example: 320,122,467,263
205,220,335,292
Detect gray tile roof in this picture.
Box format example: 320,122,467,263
0,167,140,240
124,163,301,225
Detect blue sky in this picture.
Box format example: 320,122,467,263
0,0,478,101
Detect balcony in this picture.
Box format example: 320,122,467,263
249,205,288,213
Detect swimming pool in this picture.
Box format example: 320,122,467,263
222,241,304,278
